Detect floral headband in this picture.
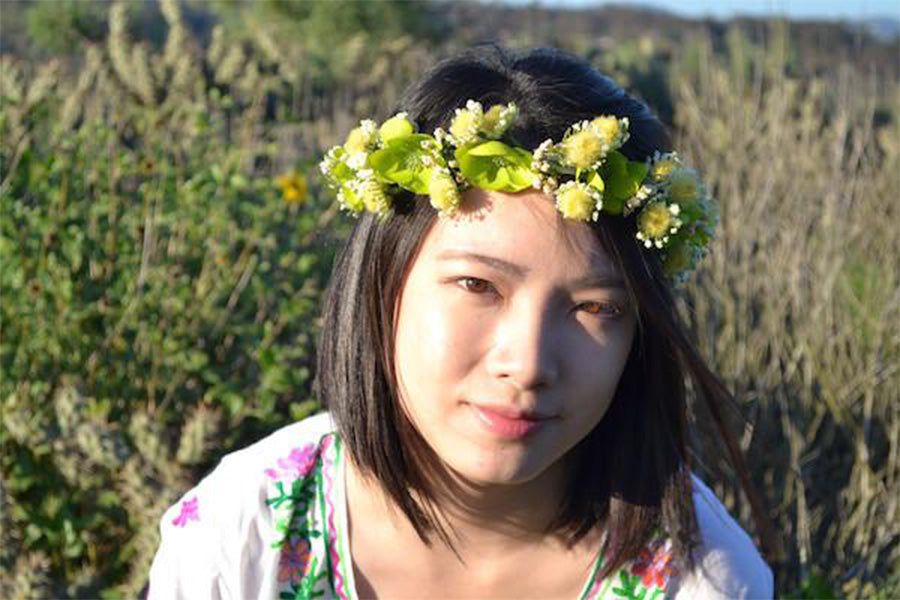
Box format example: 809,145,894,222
319,100,717,280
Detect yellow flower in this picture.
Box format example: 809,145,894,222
667,168,700,206
344,119,377,155
591,116,621,146
555,181,601,221
450,101,483,145
360,178,391,215
275,171,307,205
480,103,516,138
637,201,678,247
562,129,604,169
428,169,461,215
650,154,678,182
379,113,415,142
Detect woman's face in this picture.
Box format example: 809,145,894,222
393,188,637,487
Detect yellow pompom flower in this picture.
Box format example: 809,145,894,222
667,168,700,206
650,153,678,182
275,170,307,205
480,103,517,138
428,169,461,215
450,100,483,145
359,177,391,216
591,116,621,146
563,129,604,169
637,201,681,248
379,113,415,142
344,119,378,155
555,181,601,221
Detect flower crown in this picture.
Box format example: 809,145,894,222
319,100,717,280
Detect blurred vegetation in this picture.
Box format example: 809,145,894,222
1,0,898,597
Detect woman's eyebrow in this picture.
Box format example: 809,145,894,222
569,273,627,290
436,250,528,278
435,250,626,289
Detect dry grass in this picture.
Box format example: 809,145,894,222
674,36,900,593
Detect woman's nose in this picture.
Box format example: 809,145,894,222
484,300,560,390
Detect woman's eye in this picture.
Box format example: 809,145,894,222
458,277,494,294
578,301,621,317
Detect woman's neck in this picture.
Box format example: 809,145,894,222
346,455,571,559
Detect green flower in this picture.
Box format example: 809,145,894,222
379,113,416,143
666,167,701,206
455,140,533,192
662,240,695,278
338,185,364,213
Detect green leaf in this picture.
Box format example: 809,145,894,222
679,202,706,224
587,171,605,193
379,116,415,142
368,134,434,194
326,149,355,184
627,160,649,185
599,151,645,214
340,184,364,212
466,140,516,157
455,143,533,192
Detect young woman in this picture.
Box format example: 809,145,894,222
149,46,774,599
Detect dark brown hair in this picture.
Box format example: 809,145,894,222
316,45,771,578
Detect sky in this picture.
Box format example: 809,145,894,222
500,0,900,21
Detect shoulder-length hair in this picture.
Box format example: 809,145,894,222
316,45,769,578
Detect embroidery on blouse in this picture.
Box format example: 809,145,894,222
630,546,676,590
583,538,678,600
321,435,352,600
266,444,319,481
267,439,329,599
266,431,680,600
171,496,199,527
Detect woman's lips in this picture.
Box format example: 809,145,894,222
470,404,552,438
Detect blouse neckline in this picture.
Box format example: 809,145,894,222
328,433,604,600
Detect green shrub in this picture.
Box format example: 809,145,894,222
0,1,341,596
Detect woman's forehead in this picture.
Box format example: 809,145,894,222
421,189,618,277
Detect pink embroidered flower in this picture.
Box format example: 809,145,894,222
171,496,200,527
277,537,312,585
265,444,318,481
631,547,676,589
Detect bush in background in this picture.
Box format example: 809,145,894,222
0,0,343,595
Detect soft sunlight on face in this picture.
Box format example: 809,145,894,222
393,189,637,488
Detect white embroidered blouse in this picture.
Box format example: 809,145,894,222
148,412,773,600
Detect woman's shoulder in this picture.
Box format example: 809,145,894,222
670,474,774,599
161,410,337,526
219,410,337,470
147,411,338,598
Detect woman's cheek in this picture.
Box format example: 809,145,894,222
430,308,489,373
